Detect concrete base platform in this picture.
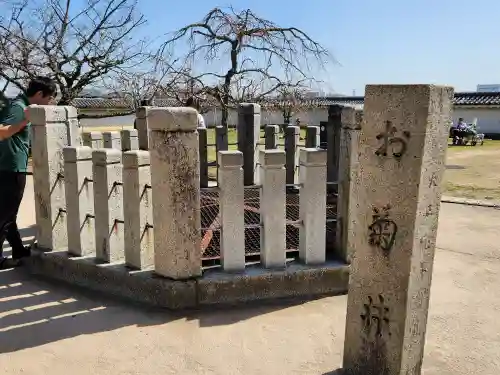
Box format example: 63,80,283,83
23,248,349,309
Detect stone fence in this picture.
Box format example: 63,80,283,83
26,84,453,375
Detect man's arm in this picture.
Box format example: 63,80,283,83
0,105,29,141
0,120,29,141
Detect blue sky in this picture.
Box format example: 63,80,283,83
137,0,500,95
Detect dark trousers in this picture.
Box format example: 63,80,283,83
0,171,26,258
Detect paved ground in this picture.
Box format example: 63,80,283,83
1,178,500,374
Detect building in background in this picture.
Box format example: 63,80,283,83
477,84,500,92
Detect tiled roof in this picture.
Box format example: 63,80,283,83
70,92,500,109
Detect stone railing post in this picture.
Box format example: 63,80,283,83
264,125,279,149
65,107,82,146
121,129,139,151
123,150,153,270
82,132,103,149
284,125,300,184
218,150,245,272
259,149,286,268
136,106,150,150
103,131,121,150
198,127,209,188
299,148,327,265
63,146,95,256
305,126,320,148
215,126,229,152
342,85,453,375
92,149,124,263
29,105,69,251
215,125,229,183
336,108,362,263
148,107,201,280
237,103,261,186
327,106,342,189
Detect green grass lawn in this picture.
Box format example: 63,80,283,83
205,128,307,179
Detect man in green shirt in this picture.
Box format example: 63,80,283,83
0,76,57,269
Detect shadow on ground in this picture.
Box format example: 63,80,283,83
1,225,37,254
0,266,322,354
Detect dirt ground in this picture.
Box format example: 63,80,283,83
444,140,500,201
2,177,500,374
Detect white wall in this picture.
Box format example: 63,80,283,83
202,107,334,127
78,105,500,135
452,107,500,134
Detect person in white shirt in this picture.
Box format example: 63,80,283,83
185,97,206,128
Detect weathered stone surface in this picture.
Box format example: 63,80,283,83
197,262,349,306
149,115,201,279
285,125,300,184
147,107,198,132
218,151,245,272
63,106,82,146
24,249,197,309
342,85,453,375
299,148,327,264
24,249,349,309
237,103,261,185
336,108,362,263
121,129,139,151
103,131,121,150
136,106,150,150
29,105,69,251
82,132,103,148
28,105,67,125
259,149,286,268
123,150,154,270
63,146,95,257
92,149,124,263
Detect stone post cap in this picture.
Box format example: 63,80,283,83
103,131,121,140
136,106,150,118
340,106,358,129
92,149,122,166
266,125,280,131
328,104,344,117
121,129,138,137
82,131,103,140
123,150,150,168
64,106,78,119
238,103,261,115
218,151,243,168
365,84,454,98
355,110,363,129
259,149,286,168
28,105,67,126
285,125,300,135
306,125,320,130
299,148,327,166
146,107,198,132
63,146,93,163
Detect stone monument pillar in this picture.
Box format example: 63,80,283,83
148,107,201,279
342,85,453,375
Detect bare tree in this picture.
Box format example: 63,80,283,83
104,56,187,111
0,0,147,104
158,6,331,128
271,83,313,126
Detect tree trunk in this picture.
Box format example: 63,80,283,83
221,90,230,130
